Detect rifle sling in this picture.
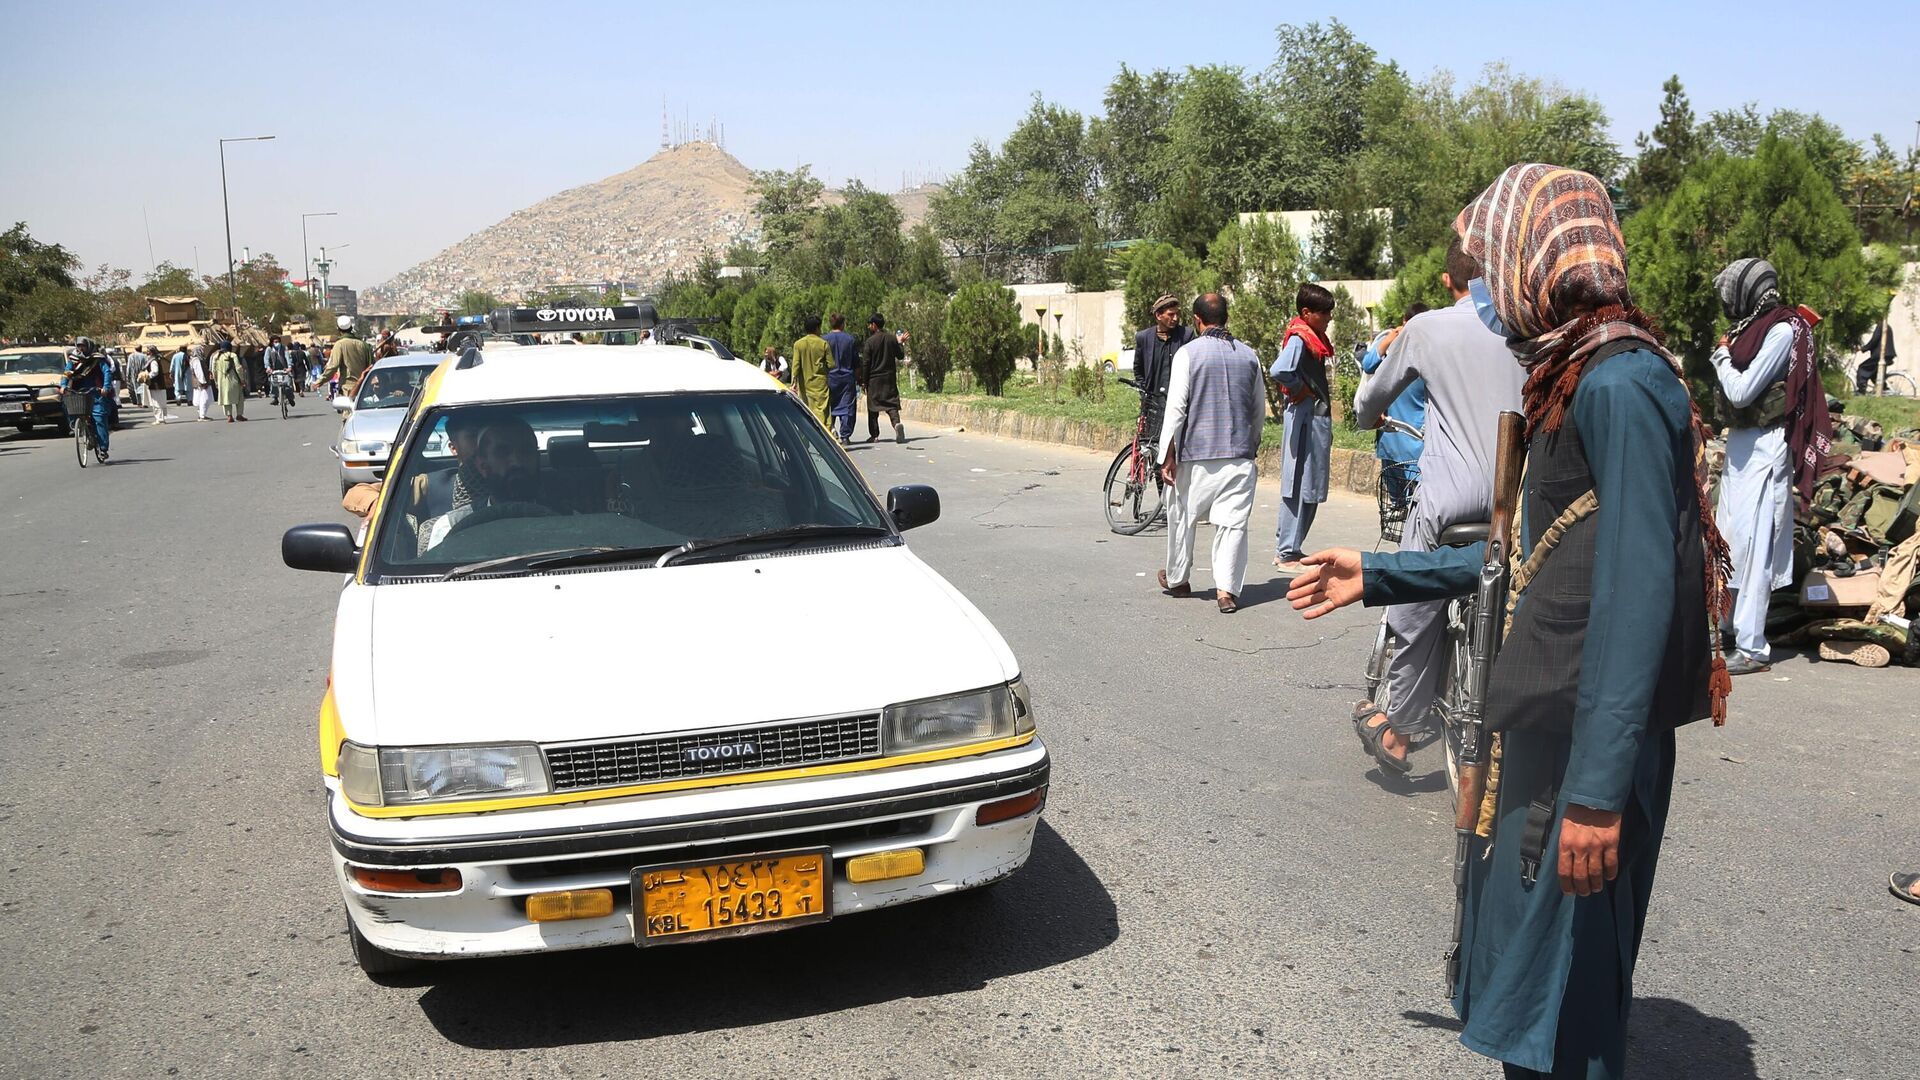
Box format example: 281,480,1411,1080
1476,484,1600,851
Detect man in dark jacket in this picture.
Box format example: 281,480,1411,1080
858,313,906,444
1133,294,1193,434
824,312,861,445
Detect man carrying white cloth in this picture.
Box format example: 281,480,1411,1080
1156,292,1267,613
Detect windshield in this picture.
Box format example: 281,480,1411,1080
369,391,891,578
0,352,66,375
354,364,437,409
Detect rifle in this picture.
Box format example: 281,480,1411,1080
1444,409,1526,998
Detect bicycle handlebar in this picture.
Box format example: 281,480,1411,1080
1378,416,1425,440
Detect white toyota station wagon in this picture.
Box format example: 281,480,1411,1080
284,324,1048,977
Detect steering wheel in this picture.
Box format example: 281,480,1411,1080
445,500,557,535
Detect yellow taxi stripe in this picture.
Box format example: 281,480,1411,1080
319,688,343,777
342,731,1037,819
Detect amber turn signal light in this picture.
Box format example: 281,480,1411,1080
975,786,1047,826
350,866,462,894
526,888,616,923
846,848,926,883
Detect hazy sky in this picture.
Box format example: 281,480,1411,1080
5,0,1914,292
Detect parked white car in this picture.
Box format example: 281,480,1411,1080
284,340,1048,977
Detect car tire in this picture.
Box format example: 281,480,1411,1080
346,910,422,979
12,423,28,434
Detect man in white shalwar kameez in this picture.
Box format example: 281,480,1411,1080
1156,293,1267,613
1710,257,1805,676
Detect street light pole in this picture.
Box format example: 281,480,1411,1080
218,135,275,320
302,212,338,303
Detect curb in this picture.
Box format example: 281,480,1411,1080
899,397,1381,497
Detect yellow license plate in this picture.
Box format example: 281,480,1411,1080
632,848,832,946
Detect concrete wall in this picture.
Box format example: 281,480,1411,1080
1875,261,1920,388
1010,284,1128,368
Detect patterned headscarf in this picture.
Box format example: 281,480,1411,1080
1455,163,1733,724
1715,258,1781,342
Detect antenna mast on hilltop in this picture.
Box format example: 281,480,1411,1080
661,99,669,150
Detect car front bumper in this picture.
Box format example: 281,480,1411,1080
329,738,1048,959
337,456,386,485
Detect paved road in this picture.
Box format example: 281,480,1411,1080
1,406,1913,1078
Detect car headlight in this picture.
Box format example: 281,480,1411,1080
336,741,549,807
34,386,59,400
884,679,1033,753
339,440,387,458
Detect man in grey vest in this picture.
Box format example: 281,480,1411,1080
1348,238,1525,772
1156,292,1267,613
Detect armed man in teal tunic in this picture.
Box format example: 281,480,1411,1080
1289,164,1732,1079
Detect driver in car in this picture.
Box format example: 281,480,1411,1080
420,415,545,552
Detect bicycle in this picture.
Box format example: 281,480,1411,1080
1362,417,1424,703
270,370,293,419
1845,354,1916,398
1103,377,1167,535
64,389,106,468
1354,417,1486,793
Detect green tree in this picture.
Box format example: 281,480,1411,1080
728,283,781,357
886,283,953,391
1121,241,1202,338
1622,76,1699,212
0,222,89,340
899,224,952,291
928,96,1096,280
1625,135,1883,376
1376,244,1453,322
1063,230,1113,291
1155,66,1282,253
1262,20,1383,209
1086,65,1177,239
944,282,1022,395
1309,181,1390,279
751,167,826,262
1205,215,1303,361
760,284,833,355
829,266,887,330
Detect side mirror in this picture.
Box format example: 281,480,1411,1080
333,395,355,413
283,523,361,574
887,484,940,532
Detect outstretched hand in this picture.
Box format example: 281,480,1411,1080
1286,549,1365,619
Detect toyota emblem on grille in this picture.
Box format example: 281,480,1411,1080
685,740,759,764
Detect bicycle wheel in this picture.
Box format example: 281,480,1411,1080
1104,444,1158,536
281,392,290,419
1362,616,1393,704
1883,373,1917,397
74,419,87,469
1439,599,1473,797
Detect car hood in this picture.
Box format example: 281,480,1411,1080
339,406,407,446
336,546,1017,747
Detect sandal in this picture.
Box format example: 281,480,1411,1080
1890,871,1920,907
1351,703,1386,755
1352,706,1410,773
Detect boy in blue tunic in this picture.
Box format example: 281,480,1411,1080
1270,283,1336,573
1289,164,1732,1079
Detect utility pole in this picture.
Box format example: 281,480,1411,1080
302,212,338,303
218,135,275,319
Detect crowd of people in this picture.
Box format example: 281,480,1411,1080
84,315,384,435
1138,162,1915,1079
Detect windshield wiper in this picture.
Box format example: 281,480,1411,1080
656,524,892,567
523,544,678,572
439,546,614,582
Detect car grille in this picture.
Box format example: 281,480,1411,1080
544,714,883,791
0,386,32,403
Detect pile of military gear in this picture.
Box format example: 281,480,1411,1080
1771,411,1920,668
